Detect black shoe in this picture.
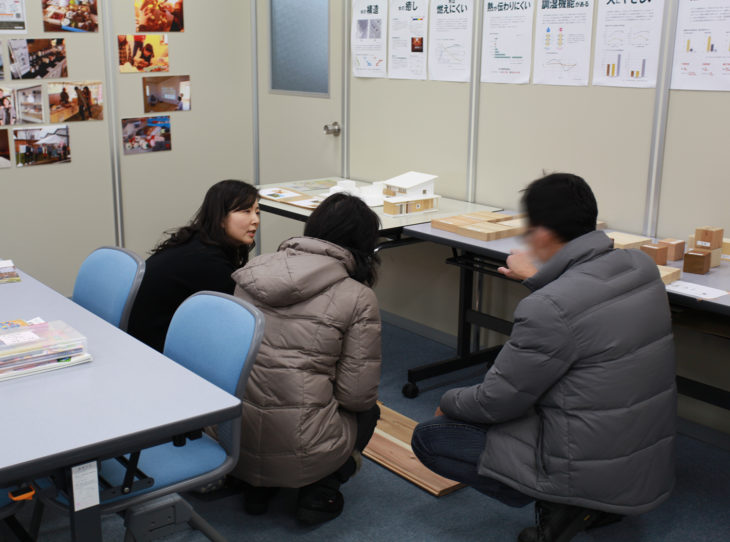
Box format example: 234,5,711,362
296,483,345,525
517,500,604,542
242,484,279,515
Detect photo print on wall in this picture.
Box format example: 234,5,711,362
142,75,190,112
118,34,169,73
121,115,171,155
42,0,99,32
135,0,183,32
9,39,68,80
48,81,103,122
14,125,70,167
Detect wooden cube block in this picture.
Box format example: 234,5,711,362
641,244,668,266
657,265,681,285
710,248,722,268
607,231,652,250
456,221,513,242
657,238,685,261
688,234,695,249
595,220,607,230
723,238,730,256
683,248,711,275
431,216,483,233
695,227,724,250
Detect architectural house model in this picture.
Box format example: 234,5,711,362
327,179,386,207
382,171,440,216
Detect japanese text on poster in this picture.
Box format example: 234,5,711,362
671,0,730,91
428,0,474,82
593,0,665,88
533,0,594,86
352,0,388,78
389,1,428,80
481,1,535,84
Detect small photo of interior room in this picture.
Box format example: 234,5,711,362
9,39,68,80
14,125,70,167
118,34,169,73
42,0,99,33
121,115,171,155
0,130,10,168
15,86,44,124
142,75,190,113
48,82,103,123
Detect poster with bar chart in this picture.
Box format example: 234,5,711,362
481,1,534,84
533,1,593,86
671,0,730,91
593,0,664,88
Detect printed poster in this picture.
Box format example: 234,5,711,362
671,0,730,91
428,0,474,82
389,0,428,80
352,0,388,78
481,1,535,84
593,0,665,88
533,0,594,86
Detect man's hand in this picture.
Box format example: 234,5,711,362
498,250,538,281
434,406,444,417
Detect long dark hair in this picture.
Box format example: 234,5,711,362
304,192,381,286
153,180,259,267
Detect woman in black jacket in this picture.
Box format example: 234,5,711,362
128,180,260,351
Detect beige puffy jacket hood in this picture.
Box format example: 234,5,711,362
231,237,381,487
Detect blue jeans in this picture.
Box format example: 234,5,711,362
412,416,533,508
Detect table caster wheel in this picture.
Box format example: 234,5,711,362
402,382,419,398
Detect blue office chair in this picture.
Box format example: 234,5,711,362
95,291,265,541
72,246,145,331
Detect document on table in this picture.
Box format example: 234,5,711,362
533,0,594,86
428,0,474,82
481,0,535,84
388,0,428,80
671,0,730,91
592,0,665,88
352,0,388,78
666,280,728,300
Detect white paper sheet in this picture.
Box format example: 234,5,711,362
592,0,665,88
428,0,474,82
352,0,388,78
389,0,428,80
665,280,728,300
671,0,730,91
533,1,594,86
481,1,535,84
0,0,27,34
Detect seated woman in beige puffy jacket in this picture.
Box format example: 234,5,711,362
231,193,382,525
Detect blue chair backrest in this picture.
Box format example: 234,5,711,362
72,246,145,331
163,291,265,398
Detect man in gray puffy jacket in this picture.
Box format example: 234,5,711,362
412,173,676,542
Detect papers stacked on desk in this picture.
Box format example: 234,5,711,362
0,321,91,381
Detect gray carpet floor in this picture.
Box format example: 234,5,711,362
10,323,730,541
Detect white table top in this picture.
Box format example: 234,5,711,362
0,271,241,486
404,222,730,316
257,177,503,233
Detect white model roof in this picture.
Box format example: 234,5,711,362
383,171,437,189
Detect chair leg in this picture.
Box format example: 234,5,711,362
28,500,44,541
188,510,227,542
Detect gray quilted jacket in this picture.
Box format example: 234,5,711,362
230,237,381,487
441,230,676,514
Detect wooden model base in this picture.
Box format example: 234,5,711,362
657,265,681,285
641,244,668,266
683,249,711,275
607,231,652,250
363,403,464,497
657,238,685,261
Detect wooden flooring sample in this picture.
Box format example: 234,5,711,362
363,403,464,497
431,216,484,233
456,221,517,242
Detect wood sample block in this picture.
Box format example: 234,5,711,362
695,227,724,250
657,265,681,285
688,234,695,249
683,248,711,275
363,403,464,497
723,238,730,256
607,231,652,250
595,220,607,230
431,216,483,233
496,217,527,235
456,221,515,241
641,243,668,266
462,211,514,223
710,248,722,268
657,238,685,261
